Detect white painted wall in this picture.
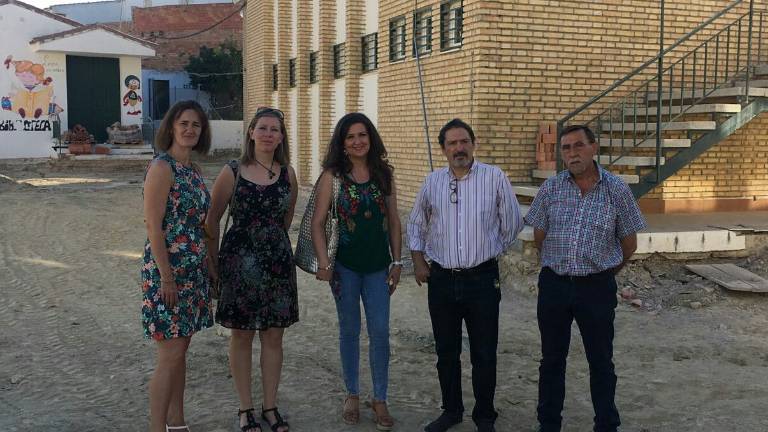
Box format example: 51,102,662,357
290,0,297,57
335,0,346,44
311,0,319,51
310,84,320,181
0,4,75,159
360,72,378,126
365,0,378,34
289,88,298,181
333,78,345,128
209,120,243,151
119,56,143,126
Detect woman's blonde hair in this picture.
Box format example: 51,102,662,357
154,100,211,155
241,107,289,166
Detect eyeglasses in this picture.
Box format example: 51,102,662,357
256,106,284,120
449,178,458,204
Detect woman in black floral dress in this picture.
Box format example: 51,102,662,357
207,107,298,432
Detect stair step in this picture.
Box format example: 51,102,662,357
533,169,639,184
598,138,691,148
110,146,154,155
513,185,540,198
754,64,768,75
730,79,768,88
596,155,665,166
520,204,529,217
622,103,741,116
646,86,768,101
601,121,716,132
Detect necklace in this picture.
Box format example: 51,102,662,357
255,158,276,179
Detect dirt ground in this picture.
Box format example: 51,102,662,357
1,156,767,432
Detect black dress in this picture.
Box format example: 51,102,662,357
215,160,299,330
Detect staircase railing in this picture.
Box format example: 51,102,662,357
555,0,763,184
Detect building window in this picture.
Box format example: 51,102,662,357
413,7,432,57
440,0,463,51
272,64,278,91
389,16,406,62
309,51,318,83
289,58,296,87
333,43,346,79
361,33,378,72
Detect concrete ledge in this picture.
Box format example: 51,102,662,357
636,230,745,254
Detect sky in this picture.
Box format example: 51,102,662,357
25,0,105,10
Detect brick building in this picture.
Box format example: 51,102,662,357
243,0,768,213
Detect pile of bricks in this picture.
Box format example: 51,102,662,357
64,124,93,155
536,122,557,171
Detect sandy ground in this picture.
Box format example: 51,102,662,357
0,156,767,432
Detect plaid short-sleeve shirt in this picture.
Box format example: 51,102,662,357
524,164,646,276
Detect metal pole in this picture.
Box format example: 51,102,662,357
414,1,434,172
656,0,665,183
746,0,755,105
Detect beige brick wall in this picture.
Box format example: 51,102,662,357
244,0,767,211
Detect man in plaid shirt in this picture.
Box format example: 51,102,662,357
525,125,646,432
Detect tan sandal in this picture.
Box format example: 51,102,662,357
371,400,394,431
342,395,360,425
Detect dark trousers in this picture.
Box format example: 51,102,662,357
427,260,501,425
536,267,621,432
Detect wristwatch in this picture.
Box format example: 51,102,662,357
391,260,403,267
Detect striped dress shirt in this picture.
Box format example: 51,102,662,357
407,161,524,269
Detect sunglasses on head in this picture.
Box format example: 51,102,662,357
256,106,284,120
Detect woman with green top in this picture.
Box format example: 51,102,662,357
312,112,402,431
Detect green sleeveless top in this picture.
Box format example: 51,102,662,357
335,176,392,273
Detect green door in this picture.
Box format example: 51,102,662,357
66,56,120,143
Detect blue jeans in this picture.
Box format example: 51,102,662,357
331,262,391,401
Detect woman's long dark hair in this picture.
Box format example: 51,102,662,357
322,112,393,195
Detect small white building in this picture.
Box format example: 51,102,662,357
0,0,156,159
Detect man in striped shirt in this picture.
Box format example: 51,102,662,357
525,125,646,432
408,118,524,432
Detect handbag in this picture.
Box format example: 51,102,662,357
295,173,341,274
209,162,241,300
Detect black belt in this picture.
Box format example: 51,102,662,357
543,266,614,281
432,258,498,275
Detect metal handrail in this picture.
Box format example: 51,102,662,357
559,0,746,125
555,0,760,179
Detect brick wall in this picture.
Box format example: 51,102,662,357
129,3,243,72
243,0,768,211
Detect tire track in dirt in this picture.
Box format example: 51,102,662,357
0,189,146,430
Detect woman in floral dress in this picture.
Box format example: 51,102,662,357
311,112,402,431
208,107,298,432
141,100,213,432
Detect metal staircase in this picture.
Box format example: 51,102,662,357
520,0,768,201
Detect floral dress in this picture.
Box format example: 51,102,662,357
215,160,299,330
141,153,214,340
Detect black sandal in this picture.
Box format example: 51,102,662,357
261,406,289,432
238,408,262,432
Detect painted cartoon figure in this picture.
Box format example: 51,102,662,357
122,75,142,115
4,55,54,119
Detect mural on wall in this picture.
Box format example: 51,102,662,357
1,55,63,132
122,75,142,115
3,56,58,119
